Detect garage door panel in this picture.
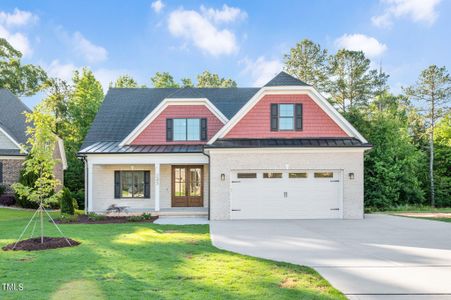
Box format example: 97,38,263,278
231,170,342,219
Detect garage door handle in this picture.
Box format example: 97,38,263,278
330,208,340,210
330,180,340,182
232,181,241,183
231,209,241,212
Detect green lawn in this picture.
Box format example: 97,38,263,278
0,208,344,300
378,205,451,213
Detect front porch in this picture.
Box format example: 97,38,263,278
85,153,209,216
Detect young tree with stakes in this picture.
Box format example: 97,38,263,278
12,108,69,246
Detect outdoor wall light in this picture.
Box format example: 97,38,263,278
221,173,225,181
348,173,355,180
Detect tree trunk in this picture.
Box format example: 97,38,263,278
430,128,435,207
40,205,44,243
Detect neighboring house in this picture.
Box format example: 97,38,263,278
0,89,67,192
79,72,371,220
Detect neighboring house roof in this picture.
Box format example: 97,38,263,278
0,89,31,156
264,71,309,87
206,138,371,148
81,87,260,149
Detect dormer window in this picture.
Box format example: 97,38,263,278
270,103,303,131
166,118,207,141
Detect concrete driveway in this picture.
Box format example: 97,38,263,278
210,214,451,299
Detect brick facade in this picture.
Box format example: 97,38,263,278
225,94,349,139
0,158,23,191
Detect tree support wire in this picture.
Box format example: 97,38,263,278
12,204,71,250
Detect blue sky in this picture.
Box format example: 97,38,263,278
1,0,450,108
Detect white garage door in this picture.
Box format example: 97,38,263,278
230,170,342,219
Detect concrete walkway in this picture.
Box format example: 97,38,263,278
210,214,451,299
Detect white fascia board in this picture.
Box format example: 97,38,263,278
0,155,26,160
207,86,368,144
205,147,370,154
85,152,208,165
0,126,26,153
57,137,68,170
119,98,228,147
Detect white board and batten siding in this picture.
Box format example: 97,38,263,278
230,169,343,219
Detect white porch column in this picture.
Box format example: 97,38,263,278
155,163,160,211
87,161,93,212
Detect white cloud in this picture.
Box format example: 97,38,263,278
168,8,238,56
46,60,80,82
200,4,247,23
0,8,38,27
241,56,283,86
45,60,131,92
0,25,32,57
151,0,165,13
335,34,387,58
0,9,38,57
372,0,442,28
72,32,108,63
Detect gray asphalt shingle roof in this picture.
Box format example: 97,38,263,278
81,87,260,150
264,71,309,87
0,89,30,155
80,72,314,152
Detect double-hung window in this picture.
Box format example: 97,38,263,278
167,118,207,141
270,103,303,131
114,171,150,198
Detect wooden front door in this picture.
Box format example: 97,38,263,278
172,166,203,207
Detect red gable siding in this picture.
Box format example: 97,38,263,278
225,94,349,139
131,105,224,145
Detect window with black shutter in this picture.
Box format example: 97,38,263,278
270,104,278,131
166,118,173,141
0,162,3,183
295,103,303,131
200,118,207,141
114,171,150,199
270,103,303,131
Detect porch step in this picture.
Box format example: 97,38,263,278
153,208,208,217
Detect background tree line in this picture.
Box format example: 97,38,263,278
0,37,449,210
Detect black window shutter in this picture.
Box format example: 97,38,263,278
144,171,150,198
114,171,121,198
166,119,173,141
295,104,303,131
0,162,3,183
200,118,208,141
270,104,278,131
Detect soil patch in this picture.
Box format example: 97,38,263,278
55,214,158,224
3,237,80,251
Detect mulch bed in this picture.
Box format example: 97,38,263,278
54,214,158,224
2,237,80,251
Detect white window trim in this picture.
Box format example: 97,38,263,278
207,86,368,144
119,98,228,146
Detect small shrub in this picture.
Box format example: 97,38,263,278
0,194,16,206
142,213,153,220
72,189,85,210
128,213,153,222
72,198,79,210
60,188,75,215
57,213,78,223
88,212,106,221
